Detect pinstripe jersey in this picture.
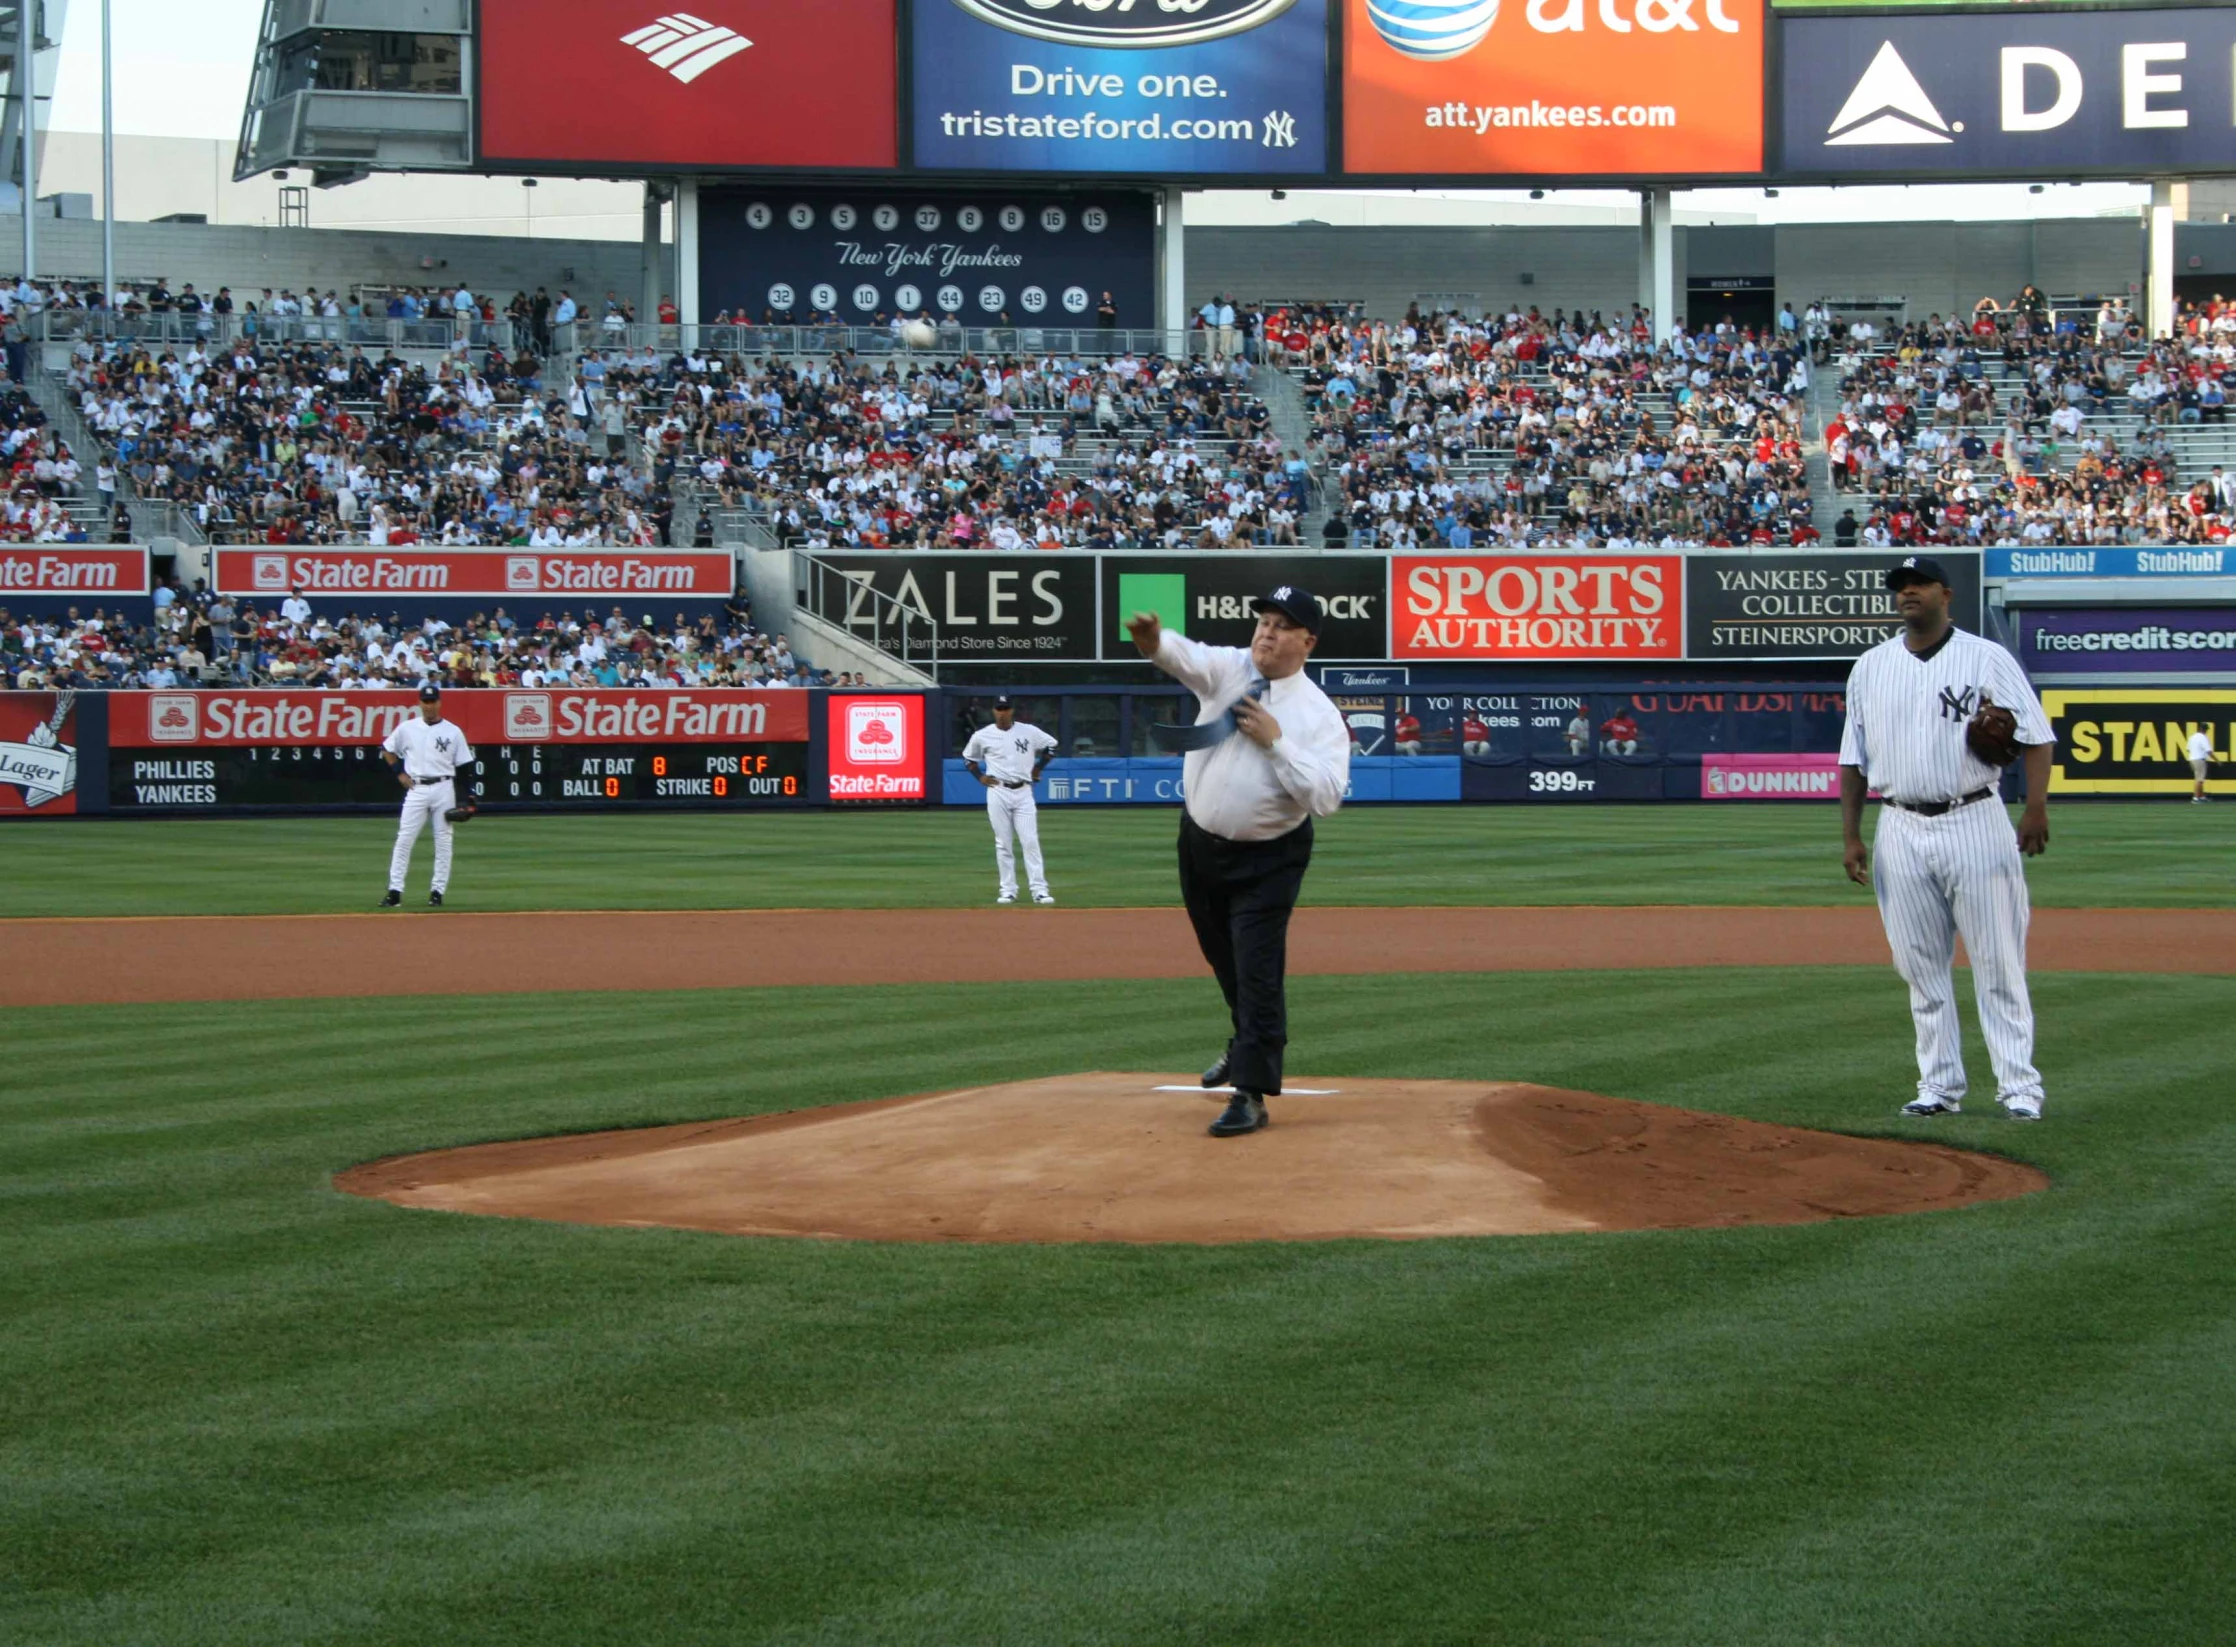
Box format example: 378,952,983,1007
1839,627,2052,805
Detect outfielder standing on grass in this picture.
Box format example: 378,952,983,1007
380,684,476,909
962,695,1057,906
1840,555,2054,1120
1131,587,1350,1138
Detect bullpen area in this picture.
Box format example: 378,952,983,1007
5,804,2233,1645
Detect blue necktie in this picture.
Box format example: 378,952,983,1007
1151,677,1267,752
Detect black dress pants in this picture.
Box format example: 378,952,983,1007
1178,811,1314,1096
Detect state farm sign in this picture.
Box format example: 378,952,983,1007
110,689,809,748
827,694,926,801
211,549,734,599
1391,556,1683,659
0,546,150,597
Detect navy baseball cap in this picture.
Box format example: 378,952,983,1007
1885,556,1952,589
1251,584,1322,634
992,695,1015,709
419,683,442,701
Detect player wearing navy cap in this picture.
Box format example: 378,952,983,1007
379,684,476,908
961,695,1057,905
1840,555,2054,1119
1129,586,1351,1137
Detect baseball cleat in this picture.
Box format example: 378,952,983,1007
428,890,444,907
2000,1098,2043,1121
996,893,1016,905
1208,1093,1268,1137
1901,1096,1962,1116
1032,893,1056,905
380,890,402,908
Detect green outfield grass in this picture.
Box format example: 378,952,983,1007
5,968,2233,1646
2,801,2227,918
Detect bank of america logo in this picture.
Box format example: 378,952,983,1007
1824,41,1958,146
619,13,754,84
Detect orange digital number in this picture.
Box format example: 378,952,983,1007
653,755,667,777
714,775,728,798
783,775,797,796
605,776,620,798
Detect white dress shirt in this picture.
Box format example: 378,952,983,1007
1155,631,1350,841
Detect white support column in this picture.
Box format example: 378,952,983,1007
1160,186,1186,352
2147,179,2181,339
677,179,700,328
1639,187,1674,345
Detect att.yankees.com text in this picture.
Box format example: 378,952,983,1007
1422,101,1679,132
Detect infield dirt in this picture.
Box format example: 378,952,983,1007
6,905,2231,1007
337,1073,2049,1244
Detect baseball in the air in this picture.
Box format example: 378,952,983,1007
901,319,938,349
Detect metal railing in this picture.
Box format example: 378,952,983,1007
25,310,553,356
796,551,941,679
577,322,1212,361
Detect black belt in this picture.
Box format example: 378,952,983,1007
1884,787,1992,817
414,775,452,786
999,778,1031,789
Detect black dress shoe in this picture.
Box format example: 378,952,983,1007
1208,1092,1268,1138
1202,1048,1232,1088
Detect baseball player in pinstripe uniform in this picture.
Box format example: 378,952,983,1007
962,696,1057,906
1840,556,2054,1120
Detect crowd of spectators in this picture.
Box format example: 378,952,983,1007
1293,302,1818,549
1818,295,2236,547
0,582,861,693
677,348,1308,550
0,382,93,541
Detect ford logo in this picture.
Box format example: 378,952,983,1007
948,0,1299,49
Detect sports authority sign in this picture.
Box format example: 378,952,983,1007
1391,556,1683,660
1779,8,2236,178
210,549,734,600
109,690,810,747
827,693,927,800
0,691,77,814
477,0,896,171
1344,0,1763,178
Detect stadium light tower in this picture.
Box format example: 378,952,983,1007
235,0,474,184
0,1,67,279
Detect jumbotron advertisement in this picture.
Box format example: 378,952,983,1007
472,0,2233,182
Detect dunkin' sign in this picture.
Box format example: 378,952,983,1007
211,549,734,599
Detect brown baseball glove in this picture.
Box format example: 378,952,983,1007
1967,694,2022,767
443,802,478,824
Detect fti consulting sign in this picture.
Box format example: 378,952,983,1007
911,0,1329,174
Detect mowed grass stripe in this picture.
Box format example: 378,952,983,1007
5,969,2235,1644
3,801,2229,917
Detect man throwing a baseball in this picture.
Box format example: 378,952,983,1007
1131,587,1350,1138
1840,556,2054,1119
380,684,475,908
962,695,1057,905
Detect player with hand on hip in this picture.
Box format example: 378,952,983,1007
1840,556,2054,1120
962,695,1057,905
2189,726,2214,802
380,684,476,908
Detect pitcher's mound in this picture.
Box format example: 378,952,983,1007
337,1074,2046,1244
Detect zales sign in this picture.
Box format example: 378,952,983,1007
952,0,1299,48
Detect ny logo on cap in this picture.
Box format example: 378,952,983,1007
1902,557,1918,568
1273,586,1292,599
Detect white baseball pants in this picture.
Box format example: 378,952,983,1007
1872,800,2044,1109
987,784,1048,898
389,779,456,894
